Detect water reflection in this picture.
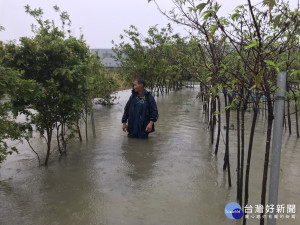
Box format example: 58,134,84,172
121,137,156,181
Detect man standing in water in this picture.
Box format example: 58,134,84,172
122,78,158,138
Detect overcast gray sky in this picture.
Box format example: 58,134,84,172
0,0,298,48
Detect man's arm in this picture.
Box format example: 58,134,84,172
122,96,131,132
122,96,131,123
145,95,158,132
149,95,158,122
145,120,154,132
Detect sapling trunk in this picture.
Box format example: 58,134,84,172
237,100,241,200
287,98,292,135
56,122,62,154
210,97,216,144
290,90,300,137
77,120,82,142
215,95,221,155
260,97,274,225
44,128,53,166
85,105,88,141
239,97,247,206
243,100,258,225
223,93,232,187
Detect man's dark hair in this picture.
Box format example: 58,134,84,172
134,78,146,87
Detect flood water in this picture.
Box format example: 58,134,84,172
0,88,299,225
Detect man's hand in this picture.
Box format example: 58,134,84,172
122,123,127,132
145,121,154,132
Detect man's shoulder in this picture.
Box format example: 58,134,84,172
144,89,153,95
145,91,156,102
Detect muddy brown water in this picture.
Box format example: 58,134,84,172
0,88,299,225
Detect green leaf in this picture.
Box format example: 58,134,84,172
208,25,218,42
270,86,277,92
201,10,212,20
231,13,240,21
196,3,207,12
220,36,227,46
264,60,276,67
245,39,259,49
264,60,280,72
225,105,232,110
269,0,275,12
213,110,222,115
290,70,300,76
213,2,221,12
276,61,285,68
273,14,281,27
255,70,263,87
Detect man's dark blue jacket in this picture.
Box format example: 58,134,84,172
122,89,159,134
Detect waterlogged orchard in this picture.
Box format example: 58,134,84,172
114,0,300,223
0,1,300,225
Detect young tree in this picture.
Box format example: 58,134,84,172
148,0,299,224
113,24,184,94
2,6,118,165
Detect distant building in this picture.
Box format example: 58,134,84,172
90,49,121,72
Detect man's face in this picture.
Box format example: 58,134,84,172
133,80,143,92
